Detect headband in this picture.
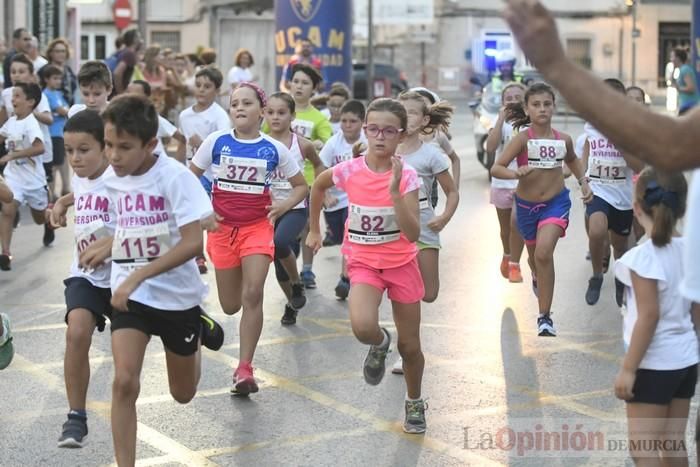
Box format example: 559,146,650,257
234,81,267,107
644,180,681,215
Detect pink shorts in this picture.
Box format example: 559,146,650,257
347,257,424,304
490,187,515,210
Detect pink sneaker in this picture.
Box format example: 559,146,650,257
232,362,258,396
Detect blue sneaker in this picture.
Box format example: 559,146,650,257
300,270,317,289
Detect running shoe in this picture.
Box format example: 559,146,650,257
0,254,10,271
280,304,298,325
0,313,14,369
585,276,604,305
537,315,556,337
199,310,224,351
531,274,538,297
500,256,509,279
392,356,404,375
335,276,350,300
300,270,317,289
508,263,523,283
363,328,391,385
231,362,259,396
615,278,625,308
403,399,428,434
57,414,88,448
290,282,306,309
43,222,55,246
196,256,208,274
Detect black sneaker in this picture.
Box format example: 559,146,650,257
281,304,298,325
615,278,625,308
199,310,224,351
57,414,88,448
363,328,391,385
0,254,11,271
585,276,604,305
290,282,306,309
335,276,350,300
537,315,556,337
43,223,55,246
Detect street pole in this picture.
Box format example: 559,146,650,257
631,1,637,85
693,0,700,81
367,0,374,101
138,0,147,40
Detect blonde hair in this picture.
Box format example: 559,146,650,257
398,90,454,135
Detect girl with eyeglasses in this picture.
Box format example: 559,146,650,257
306,98,428,434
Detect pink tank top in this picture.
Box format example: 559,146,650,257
516,127,561,167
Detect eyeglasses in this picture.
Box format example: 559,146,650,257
363,124,403,139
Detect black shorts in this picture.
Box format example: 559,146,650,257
323,207,348,246
51,137,65,166
64,277,112,332
110,300,202,356
585,195,633,236
628,364,698,405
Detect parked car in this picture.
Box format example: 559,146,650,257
352,62,408,99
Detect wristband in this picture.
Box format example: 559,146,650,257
578,176,589,186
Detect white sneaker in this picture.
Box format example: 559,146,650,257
391,356,404,374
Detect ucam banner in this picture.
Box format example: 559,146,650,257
275,0,353,91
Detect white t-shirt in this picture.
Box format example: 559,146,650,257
155,115,177,156
32,56,48,74
227,66,253,88
67,104,86,119
178,103,230,162
269,133,305,209
0,114,46,189
584,123,634,210
320,108,341,135
575,133,587,159
69,167,118,288
106,155,213,310
681,169,700,302
319,131,367,212
615,238,699,370
402,141,451,212
490,122,519,190
2,87,53,163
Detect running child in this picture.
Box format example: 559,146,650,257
78,95,224,466
67,61,112,117
614,168,698,464
307,98,428,434
176,66,230,273
485,82,526,283
491,83,592,336
322,84,350,134
266,63,332,288
41,64,70,197
48,111,116,448
318,99,368,299
0,175,13,369
191,83,307,395
0,82,49,270
127,80,185,157
582,79,644,307
264,91,324,325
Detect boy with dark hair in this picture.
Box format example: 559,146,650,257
68,61,113,118
42,64,70,196
0,82,48,270
176,66,229,273
79,95,223,466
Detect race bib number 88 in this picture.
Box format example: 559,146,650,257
348,204,400,245
527,139,566,169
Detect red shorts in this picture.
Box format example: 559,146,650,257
347,256,424,304
206,219,274,269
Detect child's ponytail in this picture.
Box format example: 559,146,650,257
635,168,688,247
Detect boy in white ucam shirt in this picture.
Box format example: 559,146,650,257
79,95,224,466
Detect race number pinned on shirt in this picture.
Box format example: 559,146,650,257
292,120,314,139
589,156,627,185
112,222,171,270
418,180,431,210
527,139,566,169
75,219,111,254
348,204,400,244
269,168,292,191
217,156,267,194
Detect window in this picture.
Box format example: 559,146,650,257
80,34,110,61
95,35,106,60
151,31,181,52
566,38,592,70
80,35,89,60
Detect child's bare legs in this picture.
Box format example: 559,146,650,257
64,310,97,415
417,248,439,303
348,284,383,345
0,201,17,254
392,301,423,399
626,400,690,467
533,224,563,315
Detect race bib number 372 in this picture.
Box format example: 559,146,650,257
217,156,267,194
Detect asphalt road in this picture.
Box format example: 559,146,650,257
0,106,696,466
